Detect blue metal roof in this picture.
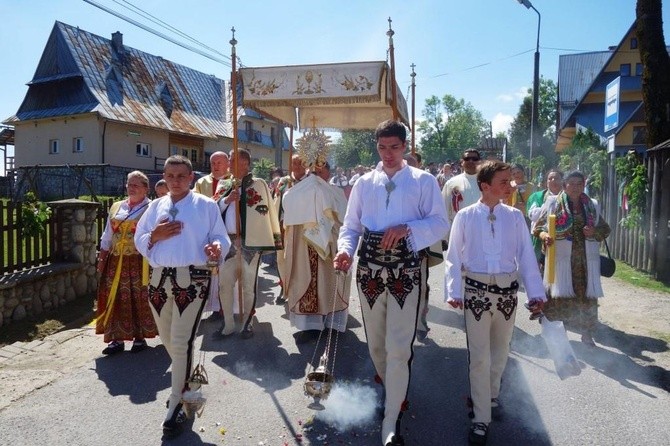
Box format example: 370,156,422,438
10,21,232,139
557,51,612,129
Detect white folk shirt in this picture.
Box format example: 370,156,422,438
444,201,545,301
99,197,150,251
135,191,230,268
338,162,449,257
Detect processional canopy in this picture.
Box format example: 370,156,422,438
239,61,409,130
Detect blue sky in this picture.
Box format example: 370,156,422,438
1,0,668,147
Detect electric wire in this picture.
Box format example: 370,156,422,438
82,0,233,67
112,0,232,62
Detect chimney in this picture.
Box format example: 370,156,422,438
111,31,124,60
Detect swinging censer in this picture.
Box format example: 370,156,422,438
303,270,348,410
181,308,212,418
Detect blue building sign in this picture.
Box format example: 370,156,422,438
604,77,620,132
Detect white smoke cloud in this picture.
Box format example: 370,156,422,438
317,382,379,430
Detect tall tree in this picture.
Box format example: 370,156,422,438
418,94,488,163
636,0,670,146
508,77,559,176
558,128,607,200
332,129,377,168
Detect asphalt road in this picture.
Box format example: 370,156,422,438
0,262,668,446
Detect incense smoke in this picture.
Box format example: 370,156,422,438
317,382,378,430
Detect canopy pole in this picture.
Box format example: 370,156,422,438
230,27,244,324
387,17,399,121
288,125,294,178
410,63,416,156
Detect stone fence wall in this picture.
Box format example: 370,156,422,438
10,165,139,201
0,199,100,328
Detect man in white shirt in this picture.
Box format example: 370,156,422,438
135,155,230,439
335,120,449,446
442,149,483,233
329,166,349,189
444,160,545,445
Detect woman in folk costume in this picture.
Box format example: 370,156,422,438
282,128,349,340
526,168,564,268
534,171,611,346
96,171,158,354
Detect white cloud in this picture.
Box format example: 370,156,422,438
491,113,514,136
497,93,514,102
516,86,529,99
497,87,528,103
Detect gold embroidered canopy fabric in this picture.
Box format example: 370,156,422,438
239,61,409,130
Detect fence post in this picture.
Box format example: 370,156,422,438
48,199,101,275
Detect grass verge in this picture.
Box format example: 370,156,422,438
0,294,96,348
614,260,670,294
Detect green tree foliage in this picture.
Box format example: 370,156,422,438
508,77,559,176
252,157,275,182
332,130,378,168
558,128,608,200
418,94,489,163
636,0,670,146
21,191,52,237
615,151,648,227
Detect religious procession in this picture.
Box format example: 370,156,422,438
88,20,616,444
8,3,668,445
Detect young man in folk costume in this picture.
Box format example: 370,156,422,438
444,160,545,445
282,130,349,342
193,150,232,317
214,148,282,338
335,120,449,446
135,155,229,438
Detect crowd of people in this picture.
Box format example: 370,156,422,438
94,120,611,445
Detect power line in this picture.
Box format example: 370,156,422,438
429,48,534,79
82,0,233,68
112,0,232,62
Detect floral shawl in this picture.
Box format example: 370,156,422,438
553,191,598,240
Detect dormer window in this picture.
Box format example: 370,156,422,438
158,82,174,118
106,66,123,104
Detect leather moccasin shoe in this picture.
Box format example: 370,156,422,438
102,341,124,355
240,326,254,339
130,340,148,353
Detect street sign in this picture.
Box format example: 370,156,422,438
604,77,620,132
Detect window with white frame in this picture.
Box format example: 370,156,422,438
136,142,151,157
181,148,198,164
73,137,84,153
49,139,60,154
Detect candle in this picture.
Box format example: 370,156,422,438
546,214,556,284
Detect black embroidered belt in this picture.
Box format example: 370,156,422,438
464,276,518,295
358,228,421,269
159,265,211,279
